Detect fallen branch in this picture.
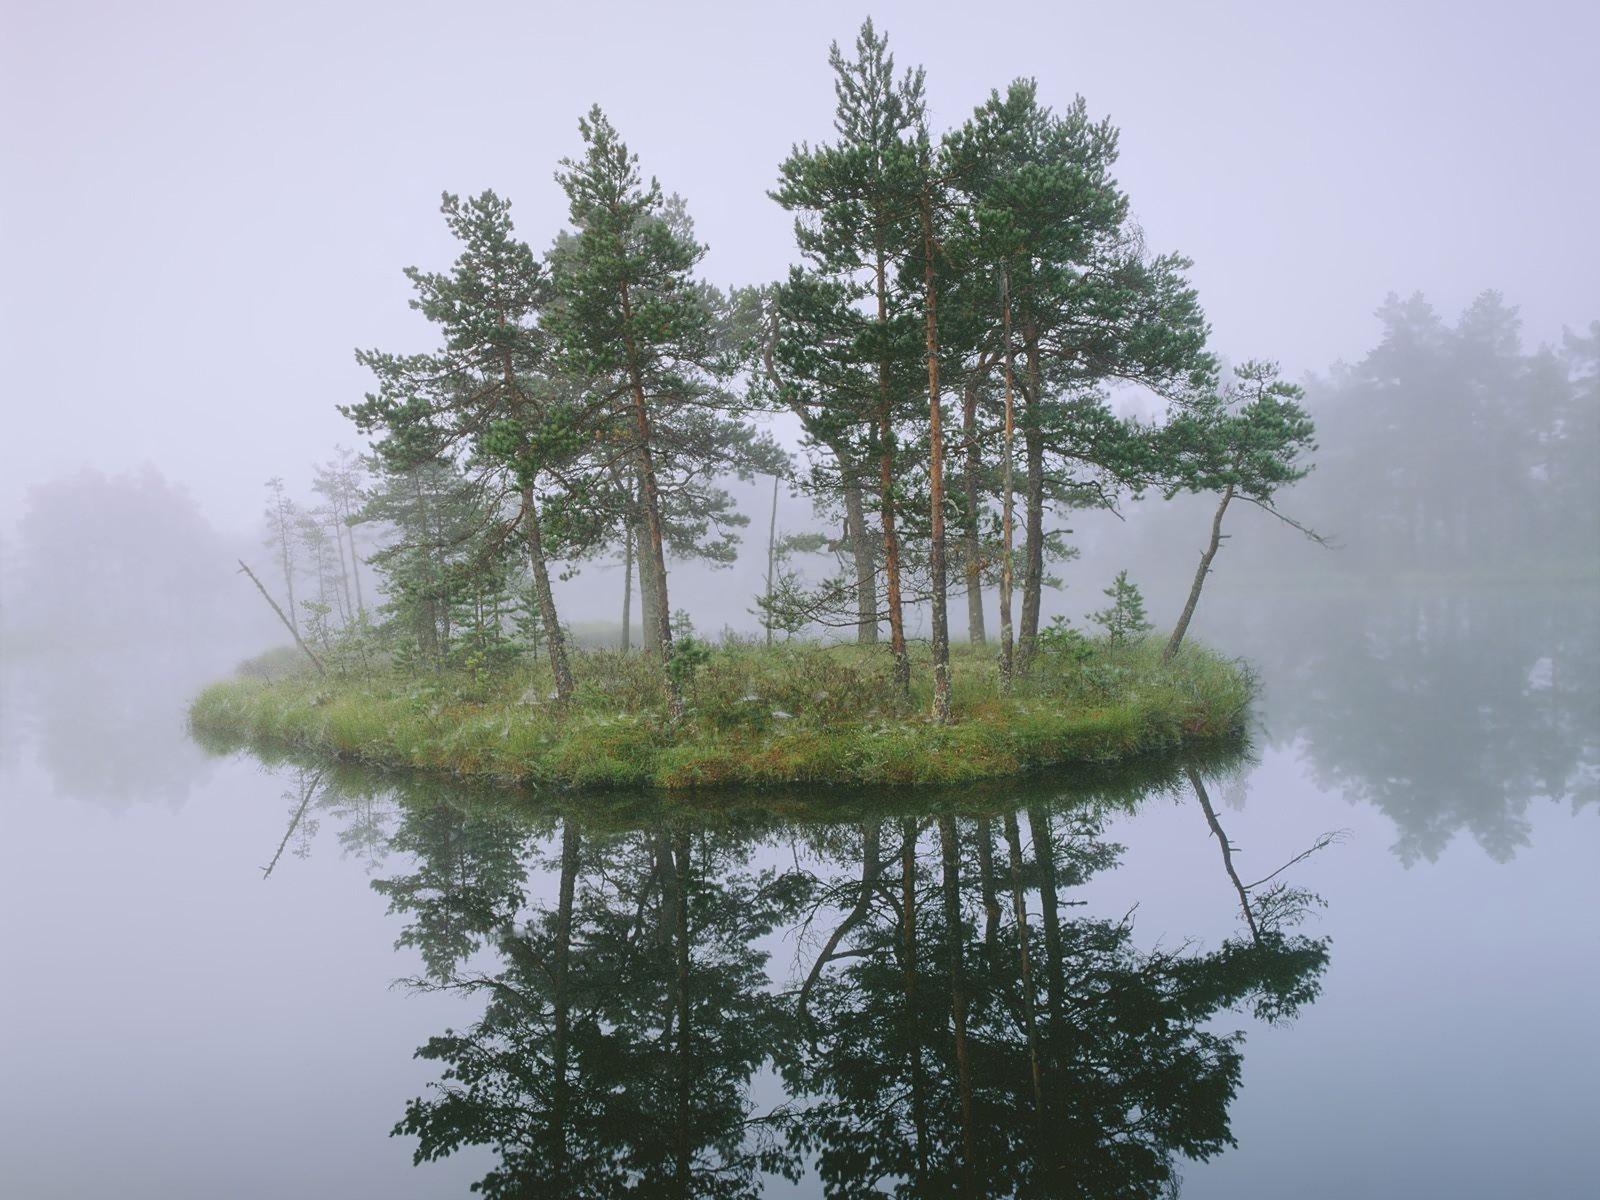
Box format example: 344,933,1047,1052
238,559,326,676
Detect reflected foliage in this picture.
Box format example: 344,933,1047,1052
270,762,1331,1196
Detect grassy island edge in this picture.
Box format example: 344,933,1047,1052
188,640,1254,791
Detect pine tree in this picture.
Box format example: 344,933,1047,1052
772,18,928,693
550,107,739,719
347,191,578,700
945,80,1213,672
1088,570,1152,645
1161,362,1319,659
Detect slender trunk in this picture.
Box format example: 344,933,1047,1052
1188,766,1261,942
842,480,878,644
523,484,574,702
1003,812,1045,1127
620,527,633,652
938,816,976,1194
672,832,693,1194
1164,484,1234,661
998,274,1016,687
238,560,325,675
1018,334,1046,671
1027,806,1065,1025
262,767,324,878
764,473,779,645
274,503,299,638
635,508,662,658
923,187,951,723
344,513,365,620
798,823,881,1016
975,814,1000,952
900,819,929,1185
961,379,987,645
617,277,682,719
875,244,910,694
330,512,354,626
551,820,579,1177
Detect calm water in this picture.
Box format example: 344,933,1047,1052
1,591,1595,1198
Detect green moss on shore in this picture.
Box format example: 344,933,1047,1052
189,639,1253,791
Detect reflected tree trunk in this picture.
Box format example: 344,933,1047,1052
1003,812,1045,1129
1188,767,1260,942
938,815,976,1196
551,819,579,1178
976,815,1001,953
1028,806,1065,1023
799,823,881,1017
899,819,929,1185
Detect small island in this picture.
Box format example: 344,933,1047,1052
189,637,1251,790
193,21,1311,794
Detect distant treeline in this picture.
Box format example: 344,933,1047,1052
1302,293,1597,573
1092,292,1598,599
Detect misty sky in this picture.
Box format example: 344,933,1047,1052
3,0,1596,534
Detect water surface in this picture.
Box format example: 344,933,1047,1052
1,590,1594,1197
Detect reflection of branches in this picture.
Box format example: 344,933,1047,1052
798,823,881,1021
262,767,325,879
1187,766,1344,942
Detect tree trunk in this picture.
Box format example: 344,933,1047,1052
344,514,366,621
1018,335,1046,672
635,509,662,658
998,275,1016,687
524,484,574,702
875,244,910,694
961,379,987,646
842,480,878,644
620,527,633,652
273,502,300,638
1164,484,1233,661
764,473,779,645
618,278,682,719
923,187,951,724
330,513,355,626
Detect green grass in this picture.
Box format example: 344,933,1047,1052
189,637,1254,792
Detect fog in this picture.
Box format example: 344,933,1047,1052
3,1,1596,575
1,3,1596,769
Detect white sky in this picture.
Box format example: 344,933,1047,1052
3,0,1596,533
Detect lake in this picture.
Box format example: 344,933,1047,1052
2,589,1595,1198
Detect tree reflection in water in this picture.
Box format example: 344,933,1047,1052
280,755,1334,1198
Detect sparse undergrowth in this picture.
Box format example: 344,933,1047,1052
190,637,1253,790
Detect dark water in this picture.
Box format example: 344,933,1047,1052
2,591,1595,1198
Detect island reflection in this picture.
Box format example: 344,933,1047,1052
264,756,1332,1197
